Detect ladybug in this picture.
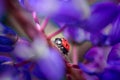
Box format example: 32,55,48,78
54,38,70,54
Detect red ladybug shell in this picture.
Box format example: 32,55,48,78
61,38,70,51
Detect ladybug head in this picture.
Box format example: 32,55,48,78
54,38,62,45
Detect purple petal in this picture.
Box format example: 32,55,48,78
81,2,119,33
51,0,90,25
85,47,103,62
108,14,120,45
0,56,12,64
0,23,18,46
19,0,90,24
90,33,109,46
32,48,65,80
98,68,120,80
79,63,97,75
0,44,14,52
63,27,90,43
84,47,107,71
107,43,120,65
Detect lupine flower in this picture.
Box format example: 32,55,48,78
0,56,19,80
89,43,120,80
19,0,90,24
32,48,65,80
79,47,112,80
97,44,120,80
31,38,65,80
0,23,17,52
79,45,120,80
1,0,120,80
80,2,119,33
14,38,65,80
0,41,32,80
54,2,119,44
0,56,32,80
54,2,119,32
80,47,107,73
